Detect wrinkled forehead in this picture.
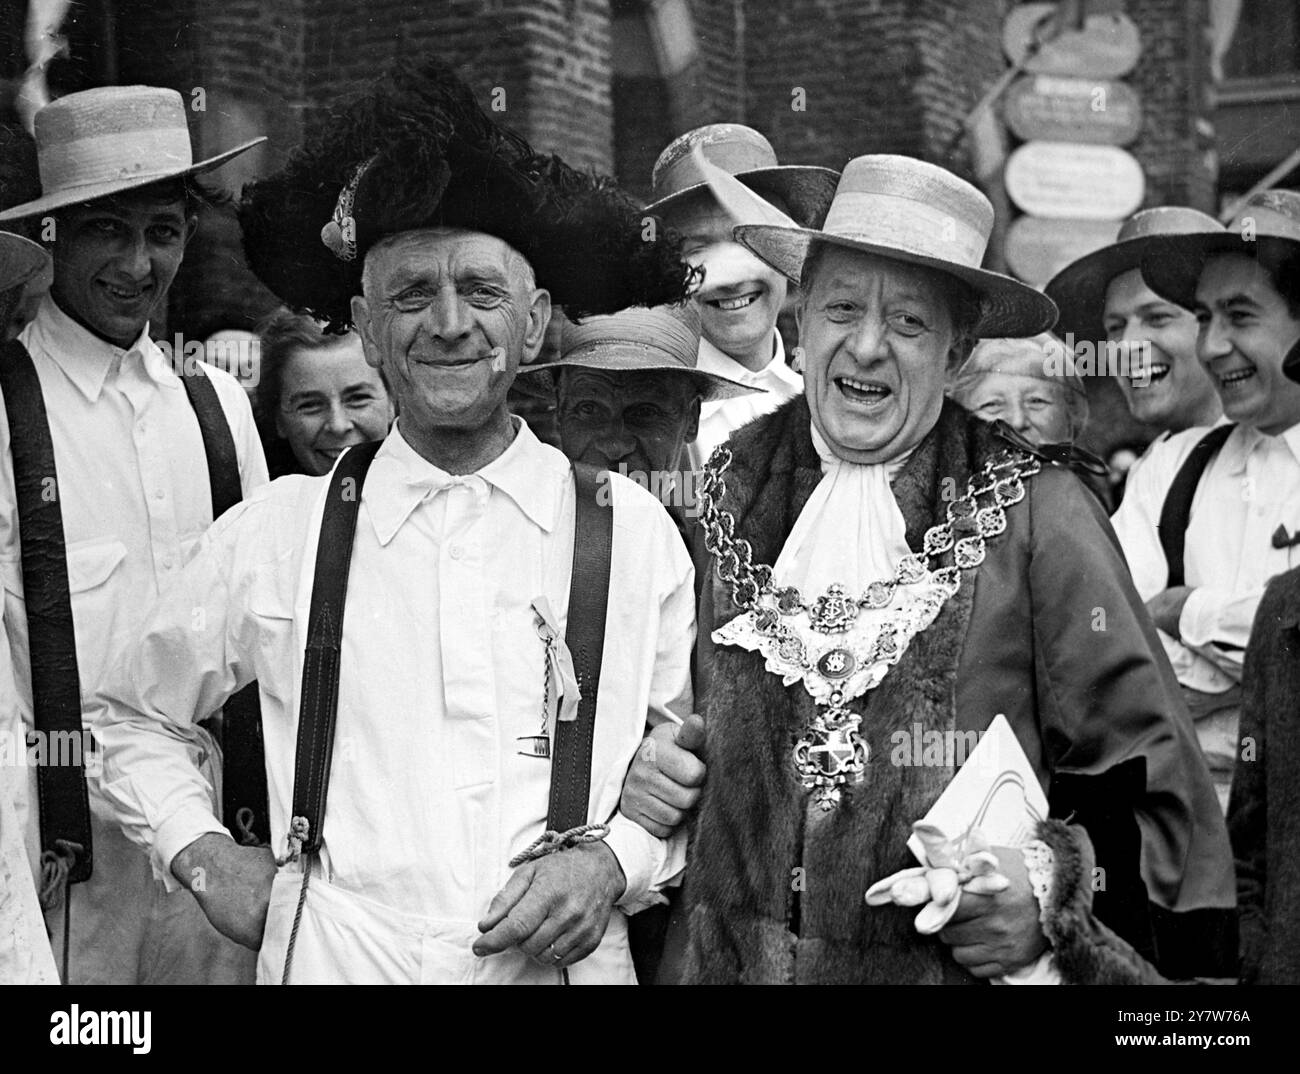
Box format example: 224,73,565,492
965,369,1065,399
364,226,531,282
560,366,694,404
805,245,954,308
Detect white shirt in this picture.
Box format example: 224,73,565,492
0,296,267,865
1111,420,1300,690
90,420,692,980
690,331,802,465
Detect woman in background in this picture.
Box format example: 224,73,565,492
255,309,394,478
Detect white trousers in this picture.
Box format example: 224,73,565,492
257,867,638,985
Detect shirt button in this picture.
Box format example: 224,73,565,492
449,544,463,560
161,556,174,570
154,488,165,500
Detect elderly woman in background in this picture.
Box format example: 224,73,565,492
254,308,394,477
622,153,1235,985
948,333,1088,445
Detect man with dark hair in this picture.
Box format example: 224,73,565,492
91,62,696,984
1112,190,1300,811
0,86,267,983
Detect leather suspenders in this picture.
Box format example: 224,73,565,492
289,441,380,853
0,343,265,886
1157,423,1236,588
178,366,270,845
0,340,94,885
548,462,613,831
288,453,613,857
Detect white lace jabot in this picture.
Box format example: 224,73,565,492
772,423,913,598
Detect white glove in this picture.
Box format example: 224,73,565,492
864,823,1010,935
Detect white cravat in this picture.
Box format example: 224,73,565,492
773,423,913,598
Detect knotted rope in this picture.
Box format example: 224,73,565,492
37,839,84,983
508,823,609,868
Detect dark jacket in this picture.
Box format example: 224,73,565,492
1228,567,1300,984
678,397,1236,984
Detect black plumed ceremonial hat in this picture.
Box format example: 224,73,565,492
240,60,695,331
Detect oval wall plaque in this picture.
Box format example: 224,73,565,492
1005,141,1145,220
1004,75,1142,146
1003,3,1142,78
1005,215,1122,288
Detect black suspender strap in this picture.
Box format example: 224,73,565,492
286,454,612,853
1157,424,1236,588
288,440,381,854
178,365,270,845
548,461,613,831
0,340,93,885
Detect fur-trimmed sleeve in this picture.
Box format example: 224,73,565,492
1035,819,1166,985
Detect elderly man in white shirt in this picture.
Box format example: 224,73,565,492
92,61,696,984
643,125,838,465
0,88,266,984
1109,191,1300,810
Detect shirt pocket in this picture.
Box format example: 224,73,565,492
246,577,296,704
64,538,129,697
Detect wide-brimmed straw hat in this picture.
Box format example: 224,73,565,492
0,233,49,292
1044,207,1224,348
643,124,839,229
1140,190,1300,310
522,304,756,402
0,86,265,222
731,155,1059,338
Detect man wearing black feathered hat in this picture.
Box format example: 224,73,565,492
89,62,698,984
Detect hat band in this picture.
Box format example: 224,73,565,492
38,129,195,201
819,190,988,268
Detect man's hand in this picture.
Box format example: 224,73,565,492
619,714,706,839
472,841,626,969
1146,586,1193,640
937,845,1047,978
171,832,277,950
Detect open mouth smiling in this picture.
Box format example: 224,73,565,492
1217,367,1256,390
836,375,892,404
703,289,763,312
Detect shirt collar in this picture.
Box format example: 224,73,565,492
26,295,173,403
364,416,565,546
1219,420,1300,474
697,331,798,388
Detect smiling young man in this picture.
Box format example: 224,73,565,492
643,125,837,466
1047,208,1225,464
89,63,697,985
1105,191,1300,811
0,86,267,983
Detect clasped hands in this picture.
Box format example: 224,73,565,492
173,829,628,970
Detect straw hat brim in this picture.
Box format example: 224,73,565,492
1140,232,1300,311
0,233,50,292
0,137,267,222
519,351,759,402
644,165,841,229
735,224,1059,339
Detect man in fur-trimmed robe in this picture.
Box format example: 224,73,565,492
622,154,1236,985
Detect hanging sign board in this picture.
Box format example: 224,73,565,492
1006,141,1145,219
1004,75,1142,146
1005,215,1122,287
1003,3,1142,78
